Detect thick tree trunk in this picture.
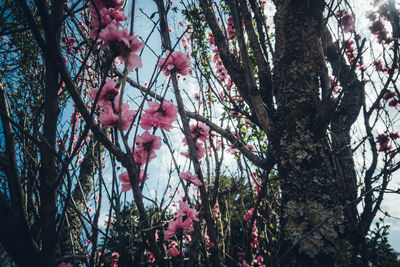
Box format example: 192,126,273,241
59,140,102,264
273,1,352,265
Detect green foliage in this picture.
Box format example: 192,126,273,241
362,221,400,267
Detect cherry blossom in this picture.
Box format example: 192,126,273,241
90,78,119,106
227,16,236,39
119,35,145,71
164,215,194,239
181,140,206,159
98,96,136,130
178,201,199,221
118,169,148,192
98,23,131,50
376,133,392,153
140,100,178,131
337,10,355,33
158,51,191,76
133,131,162,165
179,171,202,187
168,246,180,257
190,122,210,142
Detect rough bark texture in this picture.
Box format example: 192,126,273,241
59,141,102,263
273,1,352,265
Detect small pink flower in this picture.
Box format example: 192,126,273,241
181,140,205,159
147,250,155,263
179,171,202,187
213,204,219,218
118,169,148,192
190,122,209,142
98,23,130,50
92,0,123,9
119,35,145,71
337,10,355,33
90,78,119,106
164,215,194,239
227,16,236,39
241,260,252,267
58,263,73,267
178,201,199,221
98,96,137,130
383,90,396,100
388,98,399,107
168,247,180,257
140,100,178,131
158,51,191,76
389,132,399,140
133,131,162,165
247,145,256,152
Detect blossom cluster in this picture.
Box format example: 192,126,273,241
179,171,202,187
383,90,399,108
336,10,355,33
158,51,191,76
164,201,199,241
376,132,399,153
181,122,210,159
91,78,137,131
367,4,391,44
90,0,144,71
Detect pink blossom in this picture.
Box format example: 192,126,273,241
168,247,180,257
383,90,396,100
190,122,210,142
179,171,202,187
181,140,206,159
227,143,238,155
227,16,236,39
58,263,73,267
158,51,191,76
376,133,392,153
133,131,162,165
98,23,130,50
369,19,390,44
178,201,199,221
208,32,215,45
119,35,145,71
164,215,194,239
118,169,148,192
337,10,355,33
213,204,219,218
147,250,155,263
98,96,136,130
140,100,178,131
90,5,126,30
374,59,388,72
389,132,399,140
388,98,399,107
90,78,119,106
111,252,119,267
247,145,256,152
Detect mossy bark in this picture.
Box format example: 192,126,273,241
273,1,352,265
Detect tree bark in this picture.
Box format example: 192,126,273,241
273,1,352,265
59,140,102,264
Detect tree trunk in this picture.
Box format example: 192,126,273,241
59,140,102,264
273,1,352,265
